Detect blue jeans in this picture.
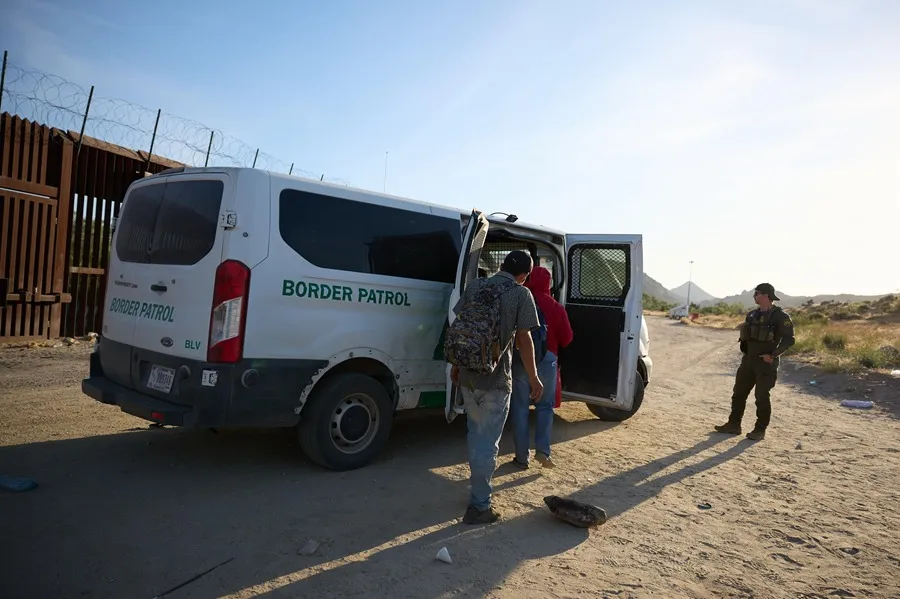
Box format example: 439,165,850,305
511,351,558,462
461,386,510,510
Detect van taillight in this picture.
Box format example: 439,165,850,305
208,260,250,363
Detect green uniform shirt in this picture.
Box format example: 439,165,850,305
740,306,795,358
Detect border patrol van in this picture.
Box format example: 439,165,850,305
83,167,652,471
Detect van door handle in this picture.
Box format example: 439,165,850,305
150,284,168,293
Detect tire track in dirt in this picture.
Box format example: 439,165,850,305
645,320,737,406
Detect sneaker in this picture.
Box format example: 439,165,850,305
746,429,766,441
463,505,501,525
713,422,742,434
535,452,556,468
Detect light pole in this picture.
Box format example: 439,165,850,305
686,260,694,312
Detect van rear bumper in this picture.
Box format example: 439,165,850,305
82,376,194,425
83,338,329,428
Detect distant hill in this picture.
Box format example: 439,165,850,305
639,274,889,311
643,274,681,305
670,282,718,304
700,290,890,309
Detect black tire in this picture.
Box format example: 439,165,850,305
587,371,646,422
297,372,394,471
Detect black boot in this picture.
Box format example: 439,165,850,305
714,421,742,434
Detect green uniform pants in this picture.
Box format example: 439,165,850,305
728,356,778,430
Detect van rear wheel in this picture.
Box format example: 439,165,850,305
587,371,645,422
298,372,394,471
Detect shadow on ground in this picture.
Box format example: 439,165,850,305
243,434,749,598
0,405,616,598
0,314,766,597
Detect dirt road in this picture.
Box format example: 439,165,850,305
1,316,898,599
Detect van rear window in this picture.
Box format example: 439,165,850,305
115,180,224,265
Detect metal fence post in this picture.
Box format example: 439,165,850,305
76,85,94,159
0,50,8,115
204,131,214,167
144,108,161,173
252,148,259,168
289,163,293,175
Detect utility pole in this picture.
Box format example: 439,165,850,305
686,260,694,312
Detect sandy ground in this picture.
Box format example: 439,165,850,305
1,316,899,599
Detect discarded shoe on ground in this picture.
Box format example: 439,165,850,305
544,495,607,528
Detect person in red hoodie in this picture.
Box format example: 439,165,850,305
510,265,573,468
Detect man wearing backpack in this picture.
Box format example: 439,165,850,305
446,250,543,525
509,265,574,469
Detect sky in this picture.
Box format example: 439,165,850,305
2,0,899,298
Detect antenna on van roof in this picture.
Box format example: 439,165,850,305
489,212,518,223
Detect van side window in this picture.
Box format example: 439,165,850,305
568,245,630,306
115,180,224,265
279,189,461,284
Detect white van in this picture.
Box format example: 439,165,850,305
668,305,689,319
83,167,652,470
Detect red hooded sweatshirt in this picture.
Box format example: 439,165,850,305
525,266,573,355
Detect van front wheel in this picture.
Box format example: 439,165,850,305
298,373,394,471
587,372,645,422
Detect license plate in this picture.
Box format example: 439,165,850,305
147,365,175,393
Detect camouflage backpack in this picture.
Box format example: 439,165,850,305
444,279,516,375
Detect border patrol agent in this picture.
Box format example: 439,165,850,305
715,283,795,440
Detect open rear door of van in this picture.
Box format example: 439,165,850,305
559,234,643,411
444,210,490,423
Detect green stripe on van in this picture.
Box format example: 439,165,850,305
417,390,445,408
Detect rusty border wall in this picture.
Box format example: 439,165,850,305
0,50,351,342
0,111,184,341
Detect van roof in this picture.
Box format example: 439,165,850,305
150,166,567,238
